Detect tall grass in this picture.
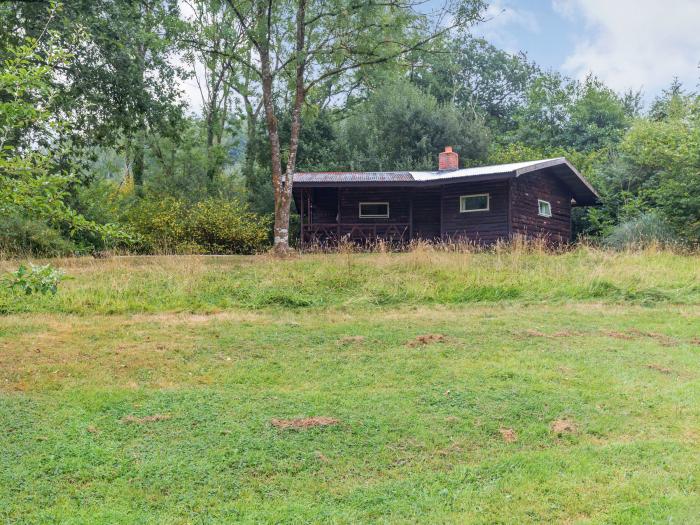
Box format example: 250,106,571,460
1,241,698,314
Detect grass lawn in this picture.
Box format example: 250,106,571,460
1,250,699,523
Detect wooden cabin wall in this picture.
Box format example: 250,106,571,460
412,188,442,240
440,180,510,243
338,188,411,224
510,171,571,242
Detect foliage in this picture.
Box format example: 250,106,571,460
0,214,77,257
0,24,136,256
603,212,678,250
340,79,489,171
124,197,270,254
5,263,64,295
507,74,634,153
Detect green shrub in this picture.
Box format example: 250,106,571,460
6,263,64,295
124,197,270,254
0,214,77,257
604,213,678,250
187,199,271,254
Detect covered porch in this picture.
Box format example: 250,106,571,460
295,186,439,245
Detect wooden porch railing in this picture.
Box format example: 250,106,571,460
302,223,410,244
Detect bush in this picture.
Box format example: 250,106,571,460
0,214,77,257
6,263,64,295
124,197,270,254
604,212,677,249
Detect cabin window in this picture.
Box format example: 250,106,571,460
359,202,389,218
538,199,552,217
459,193,489,212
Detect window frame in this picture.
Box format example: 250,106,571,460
459,193,490,213
359,201,390,219
538,199,552,218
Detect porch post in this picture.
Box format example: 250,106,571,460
299,188,305,247
337,188,341,239
409,190,413,242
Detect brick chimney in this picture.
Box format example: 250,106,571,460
438,146,458,171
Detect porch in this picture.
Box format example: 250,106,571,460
295,186,438,246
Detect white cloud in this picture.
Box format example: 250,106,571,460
473,1,540,53
555,0,700,95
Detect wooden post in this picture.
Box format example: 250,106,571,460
439,185,445,241
409,191,414,241
336,188,341,240
299,188,305,247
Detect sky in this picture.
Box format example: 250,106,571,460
474,0,700,100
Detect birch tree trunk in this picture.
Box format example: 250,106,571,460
259,0,306,254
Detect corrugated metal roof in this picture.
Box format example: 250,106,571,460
409,159,564,181
293,157,600,205
294,159,563,183
293,171,413,183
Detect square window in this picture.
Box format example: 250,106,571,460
359,202,389,218
460,194,489,212
538,199,552,217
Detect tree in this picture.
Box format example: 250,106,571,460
0,20,130,253
2,0,185,191
411,36,540,131
220,0,486,253
340,79,489,170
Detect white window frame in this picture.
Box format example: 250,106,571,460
459,193,490,213
538,199,552,217
359,201,390,218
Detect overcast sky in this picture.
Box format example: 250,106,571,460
475,0,700,100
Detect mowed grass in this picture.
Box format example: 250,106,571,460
1,250,699,523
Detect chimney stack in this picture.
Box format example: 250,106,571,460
438,146,458,171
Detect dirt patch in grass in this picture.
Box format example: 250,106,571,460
407,334,447,347
499,427,517,443
121,414,171,424
524,329,582,338
338,336,365,344
646,363,673,374
314,451,330,462
437,441,463,456
270,417,340,430
551,419,577,434
603,329,678,346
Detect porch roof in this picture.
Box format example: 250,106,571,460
293,157,600,206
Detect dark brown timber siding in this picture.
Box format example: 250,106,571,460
510,171,571,242
338,187,411,224
411,188,441,239
441,181,510,243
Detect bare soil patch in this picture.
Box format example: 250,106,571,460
551,419,577,434
499,427,517,443
602,330,635,340
603,329,678,346
407,334,447,347
270,417,340,430
522,329,582,338
121,414,171,424
646,363,673,374
338,336,365,344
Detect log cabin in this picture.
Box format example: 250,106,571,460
292,147,600,245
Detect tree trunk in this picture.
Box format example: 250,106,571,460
260,0,306,255
132,131,145,196
259,46,289,253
